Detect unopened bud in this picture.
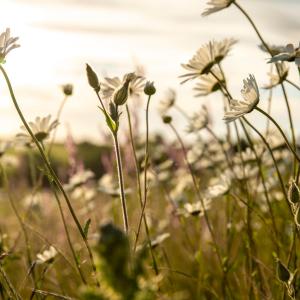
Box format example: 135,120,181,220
86,64,100,93
144,81,156,96
113,73,135,106
288,180,300,204
62,84,73,96
162,115,172,124
276,259,290,282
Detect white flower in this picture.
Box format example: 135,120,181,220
180,39,236,83
17,115,59,144
0,28,20,63
263,63,289,89
98,173,131,197
158,89,176,115
223,74,259,123
193,68,225,97
258,44,286,56
202,0,234,17
150,233,170,249
205,176,231,199
64,169,94,191
182,199,211,217
268,43,300,67
187,105,209,133
36,246,57,264
101,73,145,101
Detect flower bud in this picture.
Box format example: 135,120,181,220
62,84,73,96
86,64,100,93
112,73,135,106
108,102,119,122
288,180,300,204
144,81,156,96
276,259,290,282
162,115,172,124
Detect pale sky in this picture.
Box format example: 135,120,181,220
0,0,299,142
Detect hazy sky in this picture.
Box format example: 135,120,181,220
0,0,299,142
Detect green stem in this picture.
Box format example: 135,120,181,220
125,105,158,271
50,183,87,285
255,107,300,163
0,64,99,287
112,131,129,234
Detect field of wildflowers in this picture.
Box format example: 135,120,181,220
0,0,300,299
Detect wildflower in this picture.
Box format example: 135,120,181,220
180,39,236,83
202,0,234,17
158,89,176,115
86,64,100,92
64,169,94,191
268,43,300,67
0,28,19,63
101,73,144,102
186,106,209,133
205,176,231,199
223,74,259,123
144,81,156,96
193,68,225,97
62,84,73,96
288,180,300,204
263,63,289,89
258,44,286,56
17,115,59,144
98,174,131,197
181,199,211,217
36,246,57,264
150,233,170,249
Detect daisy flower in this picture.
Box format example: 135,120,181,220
194,68,225,97
0,28,19,63
187,105,209,133
180,39,236,83
223,74,259,123
182,199,212,217
36,246,57,264
17,115,59,144
268,43,300,67
258,43,286,56
158,89,176,115
101,72,145,101
263,63,289,89
202,0,234,17
64,169,95,191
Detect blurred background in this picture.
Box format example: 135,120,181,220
0,0,299,142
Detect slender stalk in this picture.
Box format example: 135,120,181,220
0,65,99,286
168,124,223,272
255,107,300,163
286,79,300,92
50,183,87,285
112,131,129,233
48,95,68,154
133,95,159,274
125,105,158,272
0,163,36,287
0,264,22,300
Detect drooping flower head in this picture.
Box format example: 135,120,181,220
223,74,259,123
17,115,59,144
263,63,289,89
202,0,235,17
0,28,19,63
187,105,210,133
268,43,300,67
180,39,236,83
158,89,176,115
193,67,225,97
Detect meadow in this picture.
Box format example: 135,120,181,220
0,0,300,299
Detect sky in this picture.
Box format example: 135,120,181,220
0,0,299,143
